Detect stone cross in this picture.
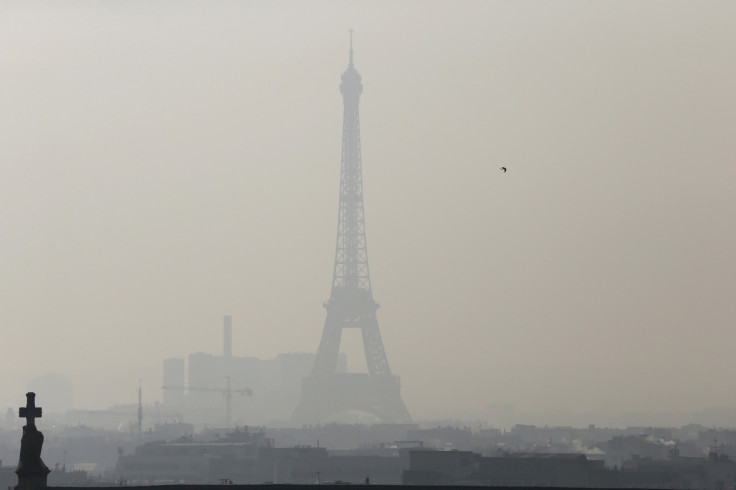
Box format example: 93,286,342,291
18,393,42,428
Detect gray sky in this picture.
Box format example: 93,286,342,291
1,1,735,425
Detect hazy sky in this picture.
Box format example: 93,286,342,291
1,1,734,425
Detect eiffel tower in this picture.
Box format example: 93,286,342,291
292,34,412,425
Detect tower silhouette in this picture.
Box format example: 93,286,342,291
292,34,411,425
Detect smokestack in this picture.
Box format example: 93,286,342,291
223,315,232,358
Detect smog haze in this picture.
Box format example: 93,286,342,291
1,1,734,427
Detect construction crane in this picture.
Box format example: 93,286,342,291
162,376,252,426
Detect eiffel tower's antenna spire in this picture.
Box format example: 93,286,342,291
349,28,354,67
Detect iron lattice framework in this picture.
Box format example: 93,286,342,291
292,36,411,425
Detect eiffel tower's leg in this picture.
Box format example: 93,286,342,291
372,376,412,423
361,314,391,376
311,310,343,376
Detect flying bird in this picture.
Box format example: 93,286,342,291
500,166,507,173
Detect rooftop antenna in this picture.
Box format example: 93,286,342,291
349,28,354,67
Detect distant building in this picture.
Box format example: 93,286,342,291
47,467,89,486
618,452,736,490
403,449,478,484
403,448,736,489
0,463,16,490
186,351,260,416
117,434,404,485
477,453,610,487
260,446,403,484
115,427,269,484
403,450,611,486
172,351,333,424
406,426,473,449
160,317,347,425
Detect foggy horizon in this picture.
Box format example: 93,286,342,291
1,1,735,428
